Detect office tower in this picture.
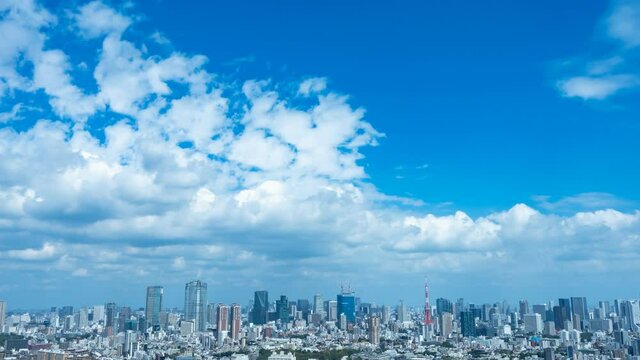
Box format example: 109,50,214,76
288,303,297,321
397,300,408,323
337,287,356,326
60,306,74,318
230,303,241,341
532,304,547,316
436,298,453,315
78,307,89,329
118,306,132,331
0,300,5,327
252,290,269,325
339,313,347,330
455,298,465,319
275,295,289,323
313,294,324,317
297,299,310,319
328,300,338,321
206,303,217,325
424,279,432,326
559,298,572,317
184,280,207,332
553,306,569,330
599,301,611,319
620,300,640,332
105,302,116,330
216,304,229,332
519,300,529,316
460,311,476,337
441,312,453,338
145,286,163,329
92,305,105,324
368,315,380,345
524,313,543,334
482,304,492,322
382,305,390,324
570,297,588,329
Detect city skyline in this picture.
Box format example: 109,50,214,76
0,0,640,309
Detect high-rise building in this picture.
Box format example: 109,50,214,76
216,303,229,333
599,301,611,319
313,294,324,317
436,298,453,315
78,307,89,329
519,300,530,316
397,300,408,323
337,287,356,326
105,302,116,332
368,315,380,345
184,280,207,332
145,286,163,329
297,299,310,319
328,300,338,322
570,297,588,329
382,305,390,324
276,295,289,324
460,311,476,337
252,290,269,325
0,300,5,328
532,304,547,317
441,312,453,338
524,313,544,334
93,305,105,324
230,303,241,341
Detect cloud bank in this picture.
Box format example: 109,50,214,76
0,0,639,306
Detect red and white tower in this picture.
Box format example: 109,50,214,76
424,278,432,326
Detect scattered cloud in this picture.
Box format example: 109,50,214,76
555,0,640,100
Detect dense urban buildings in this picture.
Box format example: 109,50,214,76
2,282,640,360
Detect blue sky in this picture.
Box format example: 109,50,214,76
0,0,639,309
128,0,640,214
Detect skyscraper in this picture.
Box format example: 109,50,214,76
276,295,289,323
519,300,530,316
313,294,324,317
337,286,356,326
230,303,241,341
216,303,229,333
0,300,6,328
297,299,310,319
252,290,269,325
368,315,380,345
460,311,476,337
145,286,163,329
397,300,408,323
184,280,207,332
570,297,588,329
436,298,453,315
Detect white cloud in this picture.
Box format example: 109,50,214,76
557,74,639,100
0,0,638,302
298,77,327,96
556,0,640,100
7,242,57,260
73,0,131,39
607,0,640,48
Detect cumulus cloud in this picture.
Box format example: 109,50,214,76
0,0,638,304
